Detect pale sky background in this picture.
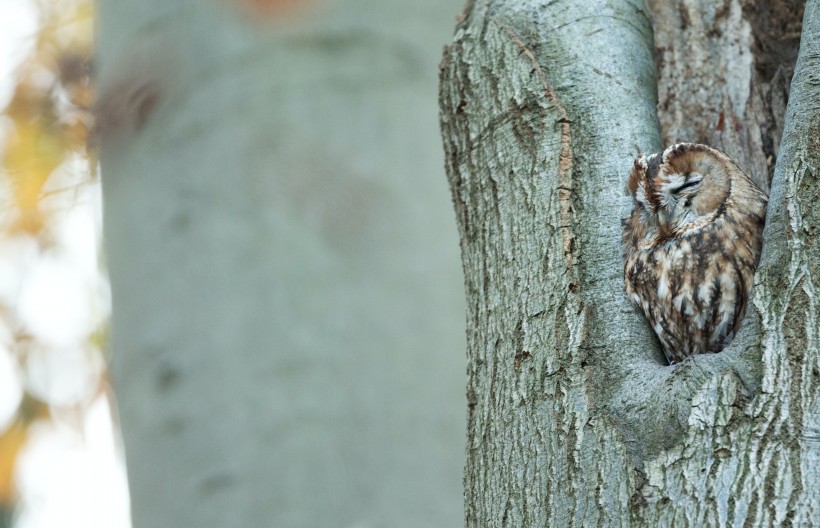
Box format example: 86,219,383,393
0,0,131,526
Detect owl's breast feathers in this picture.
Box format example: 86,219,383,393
625,220,757,362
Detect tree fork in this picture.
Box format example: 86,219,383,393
440,0,818,525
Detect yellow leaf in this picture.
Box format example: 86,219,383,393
0,421,27,507
3,115,67,233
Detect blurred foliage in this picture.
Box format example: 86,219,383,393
0,422,26,507
3,0,93,235
0,0,97,516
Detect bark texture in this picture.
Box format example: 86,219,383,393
97,1,465,526
750,0,820,523
647,0,805,193
440,0,819,525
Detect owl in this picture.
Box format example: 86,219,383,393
623,143,768,364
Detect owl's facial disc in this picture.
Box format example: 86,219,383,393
656,172,705,228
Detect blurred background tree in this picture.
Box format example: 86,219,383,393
98,0,466,525
3,0,467,526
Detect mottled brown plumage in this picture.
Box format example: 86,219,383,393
623,143,767,364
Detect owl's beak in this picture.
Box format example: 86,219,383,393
657,209,669,225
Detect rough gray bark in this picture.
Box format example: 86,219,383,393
440,0,818,525
647,0,805,193
96,1,465,526
752,0,820,522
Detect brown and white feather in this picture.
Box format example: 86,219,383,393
623,143,767,364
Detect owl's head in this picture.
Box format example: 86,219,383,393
628,143,731,237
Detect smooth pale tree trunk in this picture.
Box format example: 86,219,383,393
440,0,818,525
97,1,465,526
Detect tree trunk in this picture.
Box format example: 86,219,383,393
440,0,818,525
647,0,805,193
97,1,465,526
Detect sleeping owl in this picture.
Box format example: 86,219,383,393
623,143,768,364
